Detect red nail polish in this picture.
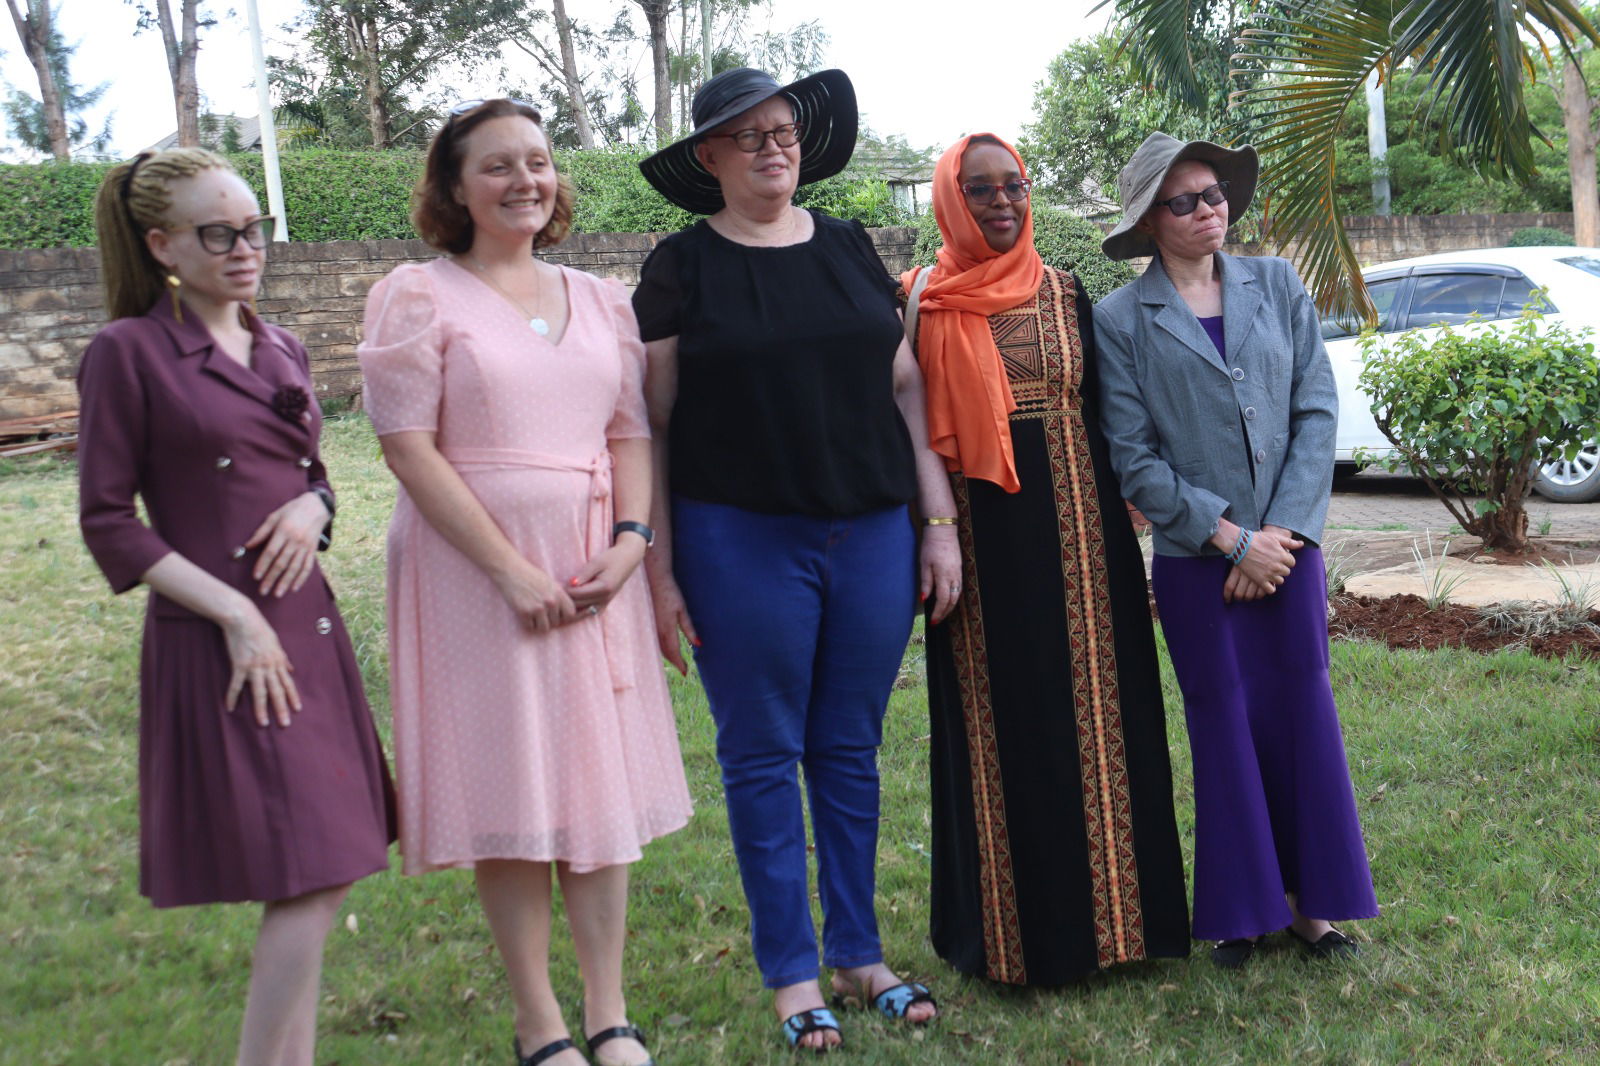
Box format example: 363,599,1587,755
570,577,580,586
692,637,703,647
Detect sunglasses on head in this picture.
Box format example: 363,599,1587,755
960,178,1032,204
445,98,540,125
1154,181,1230,217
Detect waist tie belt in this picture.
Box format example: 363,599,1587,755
441,446,631,692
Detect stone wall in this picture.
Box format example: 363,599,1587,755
0,214,1564,421
1224,211,1576,264
0,227,919,422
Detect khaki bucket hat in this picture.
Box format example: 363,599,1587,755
1101,132,1259,261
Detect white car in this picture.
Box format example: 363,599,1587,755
1321,246,1600,502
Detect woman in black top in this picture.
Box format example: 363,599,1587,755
633,68,960,1051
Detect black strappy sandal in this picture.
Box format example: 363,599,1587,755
586,1023,656,1066
514,1035,578,1066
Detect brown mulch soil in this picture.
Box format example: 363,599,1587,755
1148,587,1600,662
1328,593,1600,661
1445,540,1600,568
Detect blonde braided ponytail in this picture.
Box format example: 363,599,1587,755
92,147,234,320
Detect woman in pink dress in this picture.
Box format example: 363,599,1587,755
358,100,691,1066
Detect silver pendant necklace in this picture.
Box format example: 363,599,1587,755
467,254,551,335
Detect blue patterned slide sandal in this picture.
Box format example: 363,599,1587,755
870,982,938,1024
782,1007,842,1052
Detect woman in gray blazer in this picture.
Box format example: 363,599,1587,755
1094,133,1377,970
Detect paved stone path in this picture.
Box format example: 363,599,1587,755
1328,469,1600,538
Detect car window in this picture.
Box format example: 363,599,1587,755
1499,274,1556,317
1320,277,1404,339
1556,254,1600,279
1405,273,1505,327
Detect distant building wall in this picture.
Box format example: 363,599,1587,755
0,215,1569,420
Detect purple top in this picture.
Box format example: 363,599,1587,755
1197,314,1226,362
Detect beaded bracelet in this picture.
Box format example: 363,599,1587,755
1225,527,1254,566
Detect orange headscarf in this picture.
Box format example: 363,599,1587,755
902,133,1043,494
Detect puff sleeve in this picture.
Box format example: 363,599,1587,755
76,328,176,593
604,277,651,441
358,264,444,435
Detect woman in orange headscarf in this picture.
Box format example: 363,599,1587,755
904,133,1190,985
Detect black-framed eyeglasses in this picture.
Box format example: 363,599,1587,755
1155,181,1230,217
961,178,1032,203
178,216,277,254
707,122,804,153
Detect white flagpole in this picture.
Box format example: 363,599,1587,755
245,0,289,240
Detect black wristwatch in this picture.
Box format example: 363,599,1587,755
613,520,655,548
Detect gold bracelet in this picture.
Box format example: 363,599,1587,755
923,516,957,526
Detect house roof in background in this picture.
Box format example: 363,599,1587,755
144,114,262,154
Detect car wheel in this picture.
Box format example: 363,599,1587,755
1532,440,1600,503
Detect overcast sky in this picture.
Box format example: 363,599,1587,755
0,0,1113,159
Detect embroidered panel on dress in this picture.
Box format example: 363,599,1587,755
1035,268,1148,968
947,473,1026,984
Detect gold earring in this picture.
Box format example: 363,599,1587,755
166,273,183,323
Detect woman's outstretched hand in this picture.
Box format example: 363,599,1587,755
221,604,301,727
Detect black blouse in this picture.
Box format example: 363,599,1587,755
632,211,918,517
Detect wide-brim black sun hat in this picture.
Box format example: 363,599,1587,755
639,67,858,216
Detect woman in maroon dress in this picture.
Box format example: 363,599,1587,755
77,147,394,1064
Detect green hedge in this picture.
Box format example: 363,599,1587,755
1508,226,1573,248
0,148,909,249
910,199,1136,302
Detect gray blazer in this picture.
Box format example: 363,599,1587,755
1094,251,1338,557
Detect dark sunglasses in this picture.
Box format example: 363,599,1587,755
1154,181,1230,217
707,122,804,153
176,216,276,254
961,178,1032,203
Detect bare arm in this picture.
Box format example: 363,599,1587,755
892,331,962,624
379,429,577,633
641,335,699,674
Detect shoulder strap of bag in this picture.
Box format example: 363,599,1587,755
905,264,934,354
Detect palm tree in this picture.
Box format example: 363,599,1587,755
1110,0,1600,321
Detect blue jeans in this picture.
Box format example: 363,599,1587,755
672,497,917,988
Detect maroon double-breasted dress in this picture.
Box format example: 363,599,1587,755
77,299,394,907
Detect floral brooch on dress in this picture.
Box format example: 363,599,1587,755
271,384,311,423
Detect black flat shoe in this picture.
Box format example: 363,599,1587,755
1288,926,1361,960
1210,937,1260,969
515,1036,577,1066
586,1023,656,1066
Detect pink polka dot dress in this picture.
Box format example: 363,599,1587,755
358,258,691,874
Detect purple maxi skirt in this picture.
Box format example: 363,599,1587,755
1152,547,1379,941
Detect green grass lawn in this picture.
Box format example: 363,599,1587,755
3,416,1597,1065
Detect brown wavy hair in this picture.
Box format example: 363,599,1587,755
412,100,574,254
92,147,235,320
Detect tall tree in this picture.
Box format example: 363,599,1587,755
509,0,601,149
1,10,109,159
1020,33,1215,206
295,0,530,149
1113,0,1600,319
5,0,68,159
1555,19,1600,246
627,0,672,145
129,1,209,149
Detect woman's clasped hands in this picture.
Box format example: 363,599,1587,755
493,537,649,634
1217,521,1304,603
